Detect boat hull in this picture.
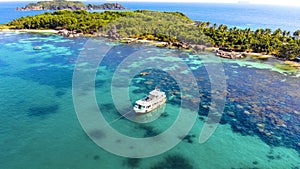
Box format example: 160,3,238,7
134,98,167,114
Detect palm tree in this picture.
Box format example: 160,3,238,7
273,28,282,37
293,30,300,39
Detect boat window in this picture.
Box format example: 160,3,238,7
137,105,145,109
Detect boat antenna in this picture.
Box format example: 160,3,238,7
155,86,159,90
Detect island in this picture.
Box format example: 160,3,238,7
16,0,126,11
4,9,300,62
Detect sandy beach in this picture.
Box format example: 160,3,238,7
0,29,59,33
122,37,168,46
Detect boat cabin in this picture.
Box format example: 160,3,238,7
133,88,167,114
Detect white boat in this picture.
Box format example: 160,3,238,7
133,87,167,114
33,46,42,50
134,103,166,123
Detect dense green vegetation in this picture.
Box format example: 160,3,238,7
17,0,86,10
7,10,133,33
198,22,300,60
16,0,125,11
103,10,210,45
86,3,126,10
5,10,300,60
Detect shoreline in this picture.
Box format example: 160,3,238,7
0,29,59,33
121,37,169,46
1,28,299,69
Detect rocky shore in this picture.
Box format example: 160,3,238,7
57,29,83,38
215,49,244,59
211,47,276,60
2,28,298,66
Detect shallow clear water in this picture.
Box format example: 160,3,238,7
0,32,300,169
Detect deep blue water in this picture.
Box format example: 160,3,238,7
1,2,300,32
0,2,52,24
1,1,300,169
120,2,300,32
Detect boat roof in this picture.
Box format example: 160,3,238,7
149,89,165,96
136,100,151,106
135,88,165,106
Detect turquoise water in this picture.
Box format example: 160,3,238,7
1,32,300,168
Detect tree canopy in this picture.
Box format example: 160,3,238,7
103,10,210,45
7,10,133,33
